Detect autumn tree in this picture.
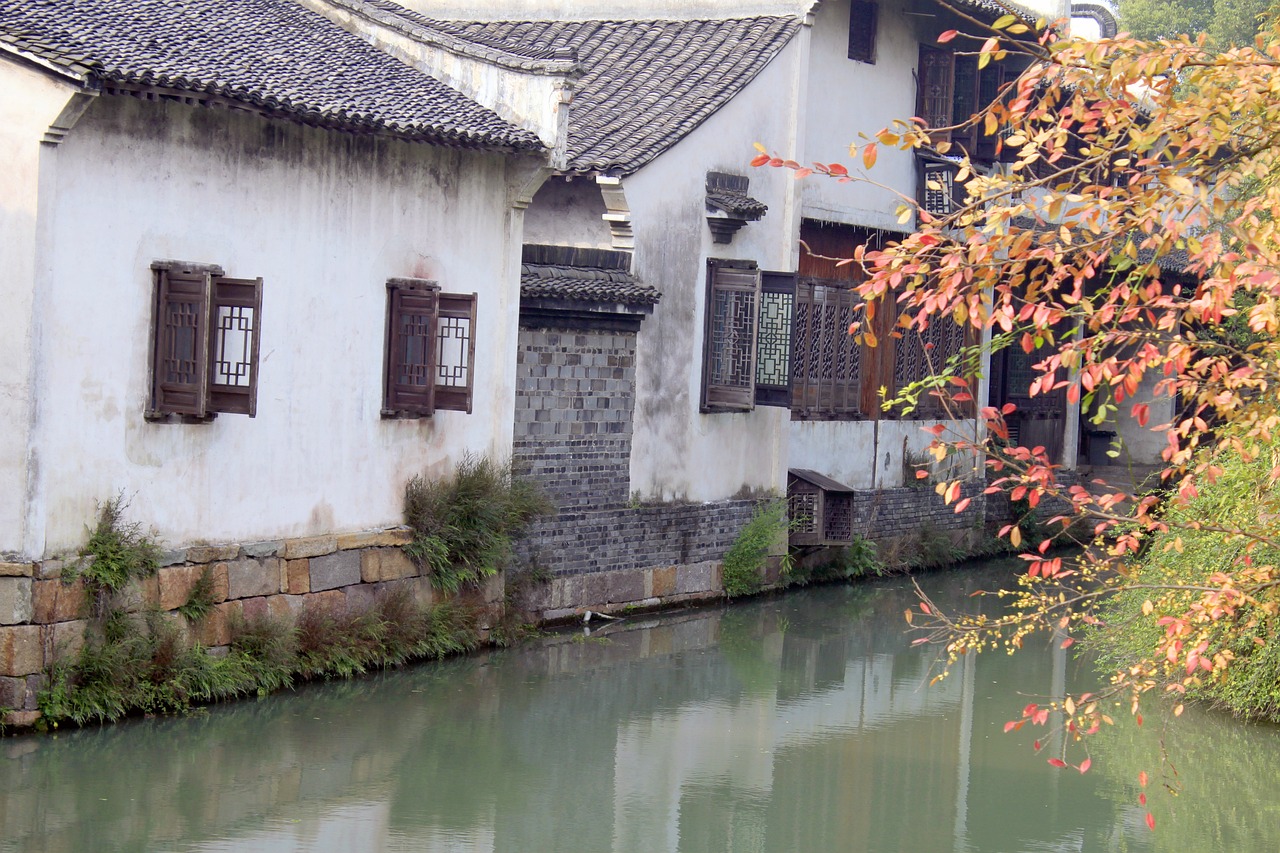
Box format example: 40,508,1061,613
758,6,1280,831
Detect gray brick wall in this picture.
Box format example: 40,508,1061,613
514,328,636,509
517,500,759,577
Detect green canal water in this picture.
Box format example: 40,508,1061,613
2,561,1277,852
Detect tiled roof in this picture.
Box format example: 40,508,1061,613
521,245,661,306
947,0,1040,23
418,16,802,174
0,0,542,151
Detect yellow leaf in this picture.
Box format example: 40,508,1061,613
849,142,859,158
1010,526,1023,548
1142,599,1154,615
992,13,1017,29
1007,23,1029,33
978,51,992,69
753,142,767,153
863,142,879,169
1064,697,1076,715
1174,703,1185,717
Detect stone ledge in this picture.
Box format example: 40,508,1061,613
0,562,33,578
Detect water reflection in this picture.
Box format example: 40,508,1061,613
1,562,1276,852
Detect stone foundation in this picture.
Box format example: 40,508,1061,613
0,527,504,727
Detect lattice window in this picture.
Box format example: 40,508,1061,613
892,314,966,418
755,273,795,408
824,494,854,542
920,159,958,217
702,261,795,412
149,263,262,419
792,280,864,419
790,492,818,536
384,281,476,418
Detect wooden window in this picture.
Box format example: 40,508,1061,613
700,260,795,412
148,262,262,420
792,279,864,419
917,45,1007,161
848,0,878,63
891,313,969,419
383,279,476,418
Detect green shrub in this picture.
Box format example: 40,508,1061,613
1089,429,1280,720
403,454,553,593
723,500,787,598
73,495,161,606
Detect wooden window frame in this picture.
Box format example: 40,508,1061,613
916,44,1008,162
147,261,262,421
382,278,477,418
848,0,878,63
700,260,795,413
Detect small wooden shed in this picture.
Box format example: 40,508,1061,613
788,469,857,547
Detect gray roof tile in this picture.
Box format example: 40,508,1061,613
521,245,660,306
417,15,802,174
0,0,542,150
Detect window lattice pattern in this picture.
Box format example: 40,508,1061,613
163,300,201,385
922,162,956,216
436,314,472,388
756,289,792,388
789,492,818,536
396,311,434,387
792,282,863,418
824,494,854,542
709,287,757,390
893,315,965,416
212,305,255,387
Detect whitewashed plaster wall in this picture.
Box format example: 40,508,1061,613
800,0,922,232
626,36,806,503
0,62,88,558
789,0,986,488
24,95,528,557
523,177,612,247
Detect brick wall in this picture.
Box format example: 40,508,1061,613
514,328,636,510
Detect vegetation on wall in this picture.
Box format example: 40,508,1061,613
722,500,788,598
71,495,161,613
403,454,553,594
37,591,479,729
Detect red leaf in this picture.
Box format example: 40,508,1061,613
938,29,958,42
1138,771,1148,787
954,497,972,513
919,603,932,615
750,154,770,167
794,167,813,179
862,143,878,169
1079,758,1091,774
828,162,849,176
1047,758,1068,768
1060,637,1075,649
1139,792,1147,805
1003,720,1018,733
1146,812,1156,831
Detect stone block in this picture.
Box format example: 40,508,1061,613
267,595,305,622
196,602,238,647
676,561,716,596
284,559,310,594
406,577,435,609
361,548,418,583
337,528,415,550
0,626,42,676
42,620,87,666
283,536,338,560
186,544,241,564
242,540,283,559
309,551,360,592
0,675,25,709
157,549,188,568
482,572,505,605
227,558,282,600
35,559,66,580
118,575,160,611
0,562,32,578
31,578,83,624
302,589,346,616
158,564,205,611
0,578,33,625
2,711,39,729
240,596,270,623
343,583,377,614
651,566,677,599
550,575,582,611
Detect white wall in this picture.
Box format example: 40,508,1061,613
0,62,86,558
523,177,612,247
25,95,528,557
801,0,921,231
626,38,805,503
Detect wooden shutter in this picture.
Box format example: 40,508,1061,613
755,271,795,408
975,63,1007,162
950,54,979,153
151,269,210,417
917,45,955,140
207,276,263,417
848,0,878,63
434,292,477,413
701,259,760,411
792,279,864,419
383,279,440,417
